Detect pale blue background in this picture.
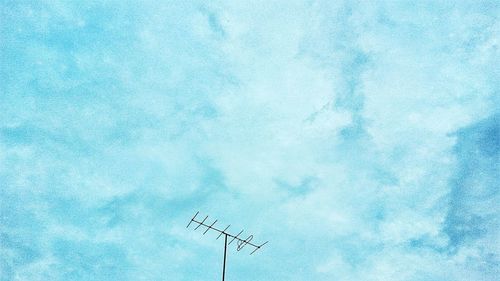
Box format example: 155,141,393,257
1,1,499,280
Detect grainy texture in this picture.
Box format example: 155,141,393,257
1,1,498,280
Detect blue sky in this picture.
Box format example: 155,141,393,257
1,1,498,280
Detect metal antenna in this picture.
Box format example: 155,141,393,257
186,211,268,280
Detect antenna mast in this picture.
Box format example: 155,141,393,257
186,211,268,280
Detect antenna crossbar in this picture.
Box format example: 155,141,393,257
186,211,268,255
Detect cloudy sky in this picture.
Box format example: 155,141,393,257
1,1,498,280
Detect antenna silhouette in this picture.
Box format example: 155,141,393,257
187,211,268,281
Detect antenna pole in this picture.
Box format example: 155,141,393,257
187,211,267,280
222,234,228,281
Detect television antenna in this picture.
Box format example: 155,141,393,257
186,211,268,281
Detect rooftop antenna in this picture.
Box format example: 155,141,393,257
186,211,268,281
